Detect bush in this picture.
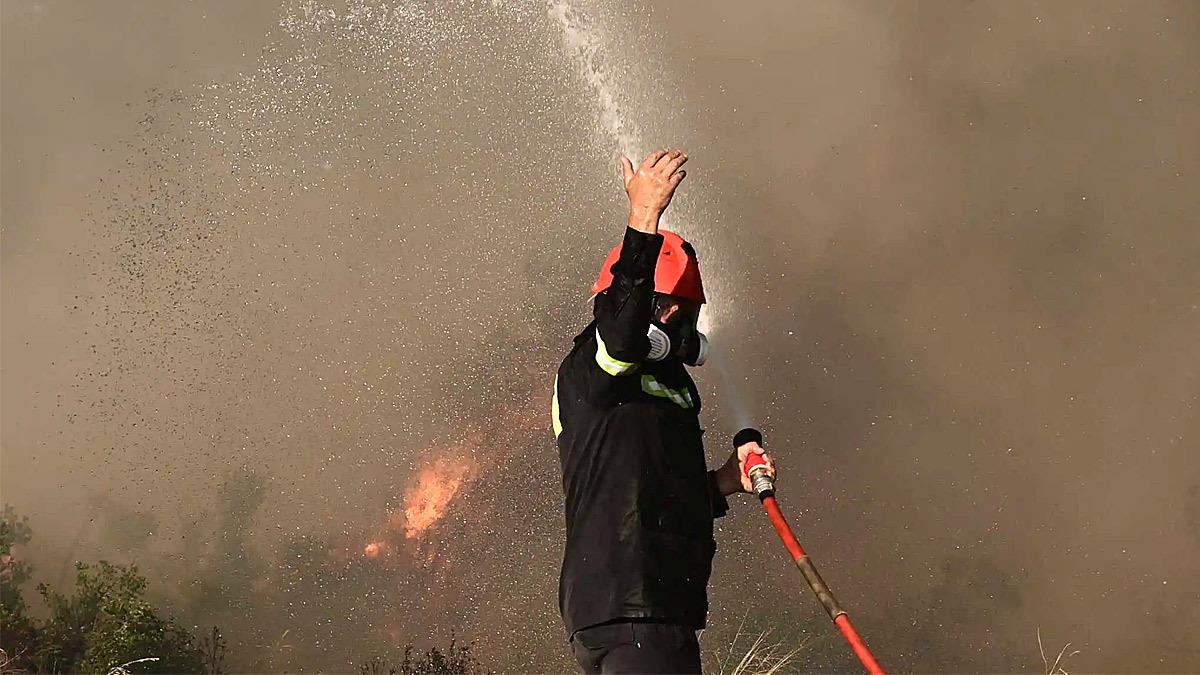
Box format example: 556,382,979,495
358,636,494,675
1,507,38,668
3,505,491,674
0,507,223,674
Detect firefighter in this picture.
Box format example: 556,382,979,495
552,149,777,674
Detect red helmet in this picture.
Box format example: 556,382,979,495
591,229,706,304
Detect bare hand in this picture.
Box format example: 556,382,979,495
715,441,777,496
621,148,688,233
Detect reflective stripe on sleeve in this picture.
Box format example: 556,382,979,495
640,374,694,409
551,375,563,438
594,329,639,376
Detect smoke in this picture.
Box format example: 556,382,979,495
662,2,1200,671
3,0,1199,672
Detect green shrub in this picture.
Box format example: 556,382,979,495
1,506,38,668
0,507,223,674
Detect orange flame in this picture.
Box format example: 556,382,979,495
399,456,476,539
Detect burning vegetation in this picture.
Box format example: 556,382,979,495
400,456,479,540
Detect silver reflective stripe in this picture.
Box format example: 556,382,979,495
640,374,694,409
551,375,563,437
595,329,638,376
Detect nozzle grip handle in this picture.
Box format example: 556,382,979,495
736,427,768,475
732,427,763,448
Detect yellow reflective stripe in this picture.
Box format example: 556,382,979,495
551,375,563,438
640,374,694,409
594,329,638,376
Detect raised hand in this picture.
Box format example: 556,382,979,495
621,148,689,233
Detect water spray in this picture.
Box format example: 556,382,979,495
736,428,886,675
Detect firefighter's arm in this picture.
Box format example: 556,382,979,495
591,149,690,375
592,227,661,374
708,470,731,519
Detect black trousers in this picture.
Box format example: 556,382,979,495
570,620,703,674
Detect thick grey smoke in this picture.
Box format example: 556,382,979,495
3,1,1198,672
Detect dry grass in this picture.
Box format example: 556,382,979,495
104,657,160,675
715,615,813,675
1037,627,1081,675
0,648,21,675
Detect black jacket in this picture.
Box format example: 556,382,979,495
553,226,728,637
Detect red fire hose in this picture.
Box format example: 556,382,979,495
739,429,886,675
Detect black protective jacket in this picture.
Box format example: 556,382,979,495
553,226,729,637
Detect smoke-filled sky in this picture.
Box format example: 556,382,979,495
3,1,1198,673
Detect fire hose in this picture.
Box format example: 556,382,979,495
736,428,886,675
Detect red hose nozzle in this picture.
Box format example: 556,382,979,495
738,428,775,499
743,453,775,499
